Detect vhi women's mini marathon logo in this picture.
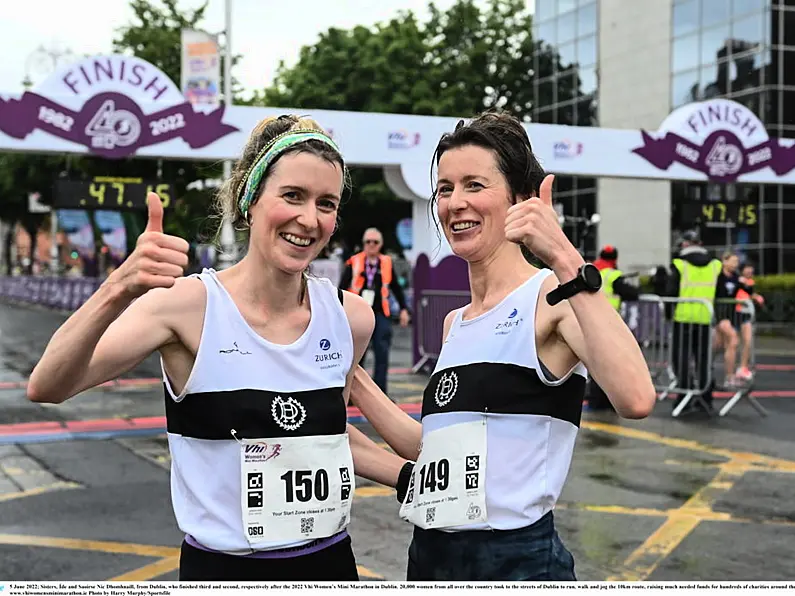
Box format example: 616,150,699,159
632,98,795,183
0,55,238,159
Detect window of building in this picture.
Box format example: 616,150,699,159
670,0,793,273
533,0,599,258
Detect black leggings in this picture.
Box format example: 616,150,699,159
179,536,360,581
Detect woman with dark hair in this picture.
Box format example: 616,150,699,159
351,110,655,581
27,115,411,581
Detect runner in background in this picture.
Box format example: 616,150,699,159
714,251,745,387
735,261,764,381
26,115,411,581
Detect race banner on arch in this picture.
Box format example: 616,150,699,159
0,54,238,159
631,98,795,184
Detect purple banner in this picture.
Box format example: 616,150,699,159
0,91,238,159
632,129,795,183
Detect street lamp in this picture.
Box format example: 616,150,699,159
217,0,237,269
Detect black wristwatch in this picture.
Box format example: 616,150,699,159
546,263,602,306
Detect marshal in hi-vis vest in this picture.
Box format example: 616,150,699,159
600,268,623,311
346,252,393,317
672,258,722,324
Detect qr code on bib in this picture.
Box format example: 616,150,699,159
301,517,315,534
425,507,436,524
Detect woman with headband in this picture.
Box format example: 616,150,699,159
27,115,412,581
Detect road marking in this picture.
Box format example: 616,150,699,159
586,422,795,581
0,481,81,502
357,565,384,579
0,534,179,557
109,556,180,581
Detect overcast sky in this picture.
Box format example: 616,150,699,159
0,0,533,97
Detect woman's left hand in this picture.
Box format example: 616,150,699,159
504,174,578,269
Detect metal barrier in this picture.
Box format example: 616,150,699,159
414,289,766,419
633,295,764,418
413,290,470,373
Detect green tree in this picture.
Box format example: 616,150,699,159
255,0,566,252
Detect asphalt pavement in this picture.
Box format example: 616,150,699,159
0,301,793,582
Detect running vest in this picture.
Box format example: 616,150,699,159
162,270,354,555
401,270,587,532
672,259,722,324
600,268,623,311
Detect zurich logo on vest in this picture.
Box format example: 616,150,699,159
315,338,343,367
495,308,523,334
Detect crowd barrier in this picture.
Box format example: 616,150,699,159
0,275,101,311
411,290,471,373
413,289,764,419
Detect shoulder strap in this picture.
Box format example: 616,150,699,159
337,287,344,305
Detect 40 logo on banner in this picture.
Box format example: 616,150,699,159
0,55,238,159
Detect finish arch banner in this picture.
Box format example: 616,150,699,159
0,55,238,159
2,57,795,193
631,98,795,184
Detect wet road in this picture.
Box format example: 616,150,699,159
0,302,793,581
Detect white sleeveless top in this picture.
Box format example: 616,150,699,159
162,270,353,554
421,269,587,531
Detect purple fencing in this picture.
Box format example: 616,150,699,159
411,253,470,369
0,276,102,311
413,290,471,372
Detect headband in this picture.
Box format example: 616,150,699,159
236,129,342,220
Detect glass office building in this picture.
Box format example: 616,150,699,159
532,0,599,259
670,0,795,273
533,0,795,273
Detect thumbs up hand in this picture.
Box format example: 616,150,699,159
109,192,191,299
504,175,579,269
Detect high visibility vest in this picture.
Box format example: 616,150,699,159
600,268,623,311
672,258,722,324
345,252,393,316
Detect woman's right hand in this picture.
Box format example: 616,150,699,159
107,192,191,299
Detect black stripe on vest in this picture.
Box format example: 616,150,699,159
165,386,347,440
422,362,585,427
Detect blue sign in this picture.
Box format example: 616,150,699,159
396,218,413,249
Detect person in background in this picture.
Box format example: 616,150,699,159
340,227,410,394
714,251,754,387
666,231,722,412
589,245,640,411
734,262,764,382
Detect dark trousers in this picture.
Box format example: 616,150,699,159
178,535,359,581
406,512,576,581
361,312,393,394
671,322,713,405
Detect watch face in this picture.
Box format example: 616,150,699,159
582,264,602,289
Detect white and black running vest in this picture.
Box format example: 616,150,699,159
421,269,587,531
162,269,353,554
